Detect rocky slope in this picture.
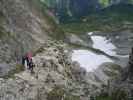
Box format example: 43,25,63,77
0,41,91,100
0,0,132,99
0,40,124,100
0,0,64,77
108,48,133,99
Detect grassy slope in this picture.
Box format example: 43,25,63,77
0,12,6,38
61,4,133,34
99,0,110,7
0,15,12,39
32,0,64,39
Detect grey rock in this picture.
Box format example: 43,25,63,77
0,42,92,100
0,0,61,77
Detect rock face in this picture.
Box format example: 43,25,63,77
128,48,133,80
0,41,90,100
103,48,133,99
65,34,92,47
0,0,63,77
0,40,124,100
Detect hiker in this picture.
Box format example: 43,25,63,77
22,55,28,69
26,52,35,73
128,47,133,80
27,52,32,60
22,52,34,70
28,59,35,73
26,52,32,64
22,55,26,66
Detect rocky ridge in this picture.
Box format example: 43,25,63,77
0,40,124,100
0,41,90,100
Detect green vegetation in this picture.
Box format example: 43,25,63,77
128,0,133,4
96,96,112,100
103,70,118,77
40,2,65,40
0,13,6,38
0,28,17,40
61,4,133,34
34,46,45,55
47,86,80,100
0,27,13,39
111,89,128,100
96,89,128,100
0,27,5,38
103,63,121,77
0,12,14,39
30,0,65,40
109,64,121,71
3,64,24,79
99,0,110,7
43,13,66,40
40,0,56,8
61,13,133,34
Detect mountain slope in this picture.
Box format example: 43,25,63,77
0,0,64,77
0,42,90,100
61,3,133,33
40,0,133,22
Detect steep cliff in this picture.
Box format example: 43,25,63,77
0,0,64,77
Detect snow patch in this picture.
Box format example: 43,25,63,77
88,32,93,35
91,35,116,56
72,50,113,72
72,32,128,72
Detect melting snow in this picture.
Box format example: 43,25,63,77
72,50,113,72
72,32,116,72
72,32,129,72
91,35,116,56
88,32,93,35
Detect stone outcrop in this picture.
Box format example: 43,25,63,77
0,41,91,100
128,48,133,80
103,48,133,99
65,34,92,47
